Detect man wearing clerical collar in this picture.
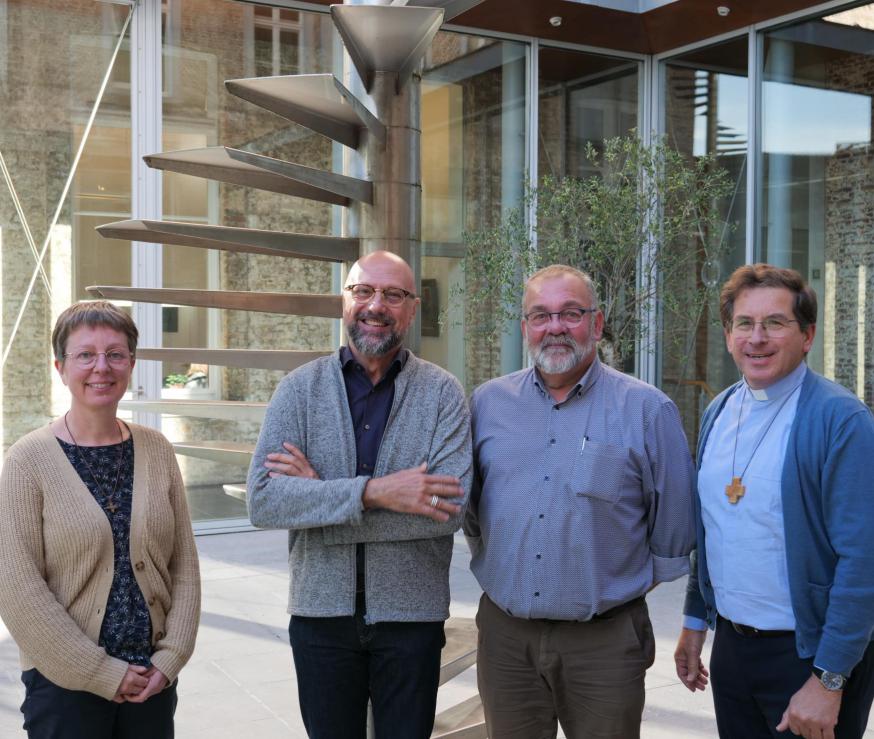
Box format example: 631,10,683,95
674,263,874,739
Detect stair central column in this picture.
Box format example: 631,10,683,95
340,0,422,272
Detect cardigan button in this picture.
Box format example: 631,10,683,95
155,631,164,640
135,561,145,571
148,596,156,606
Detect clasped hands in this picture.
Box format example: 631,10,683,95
113,664,168,704
265,442,464,522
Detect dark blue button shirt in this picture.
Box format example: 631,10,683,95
340,346,408,592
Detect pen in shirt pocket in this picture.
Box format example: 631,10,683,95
580,435,589,453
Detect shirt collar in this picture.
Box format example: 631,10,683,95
744,361,807,402
339,345,408,378
530,355,602,402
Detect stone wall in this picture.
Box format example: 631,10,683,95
1,1,129,452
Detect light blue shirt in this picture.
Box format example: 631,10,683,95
465,358,696,621
686,362,806,631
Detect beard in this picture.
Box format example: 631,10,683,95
530,332,596,375
346,311,403,357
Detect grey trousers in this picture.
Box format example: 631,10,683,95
476,593,655,739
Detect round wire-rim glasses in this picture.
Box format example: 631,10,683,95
63,350,135,369
344,283,416,307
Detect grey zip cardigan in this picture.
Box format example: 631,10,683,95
247,350,472,624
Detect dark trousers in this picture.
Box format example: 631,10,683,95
20,668,177,739
288,602,445,739
711,617,874,739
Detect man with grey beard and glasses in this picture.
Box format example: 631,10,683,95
247,251,472,739
464,264,696,739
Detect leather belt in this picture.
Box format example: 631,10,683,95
719,615,793,638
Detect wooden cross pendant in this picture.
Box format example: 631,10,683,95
725,476,745,504
105,498,118,514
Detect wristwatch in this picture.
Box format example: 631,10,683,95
813,667,847,691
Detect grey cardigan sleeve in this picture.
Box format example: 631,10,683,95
321,373,473,545
247,373,368,530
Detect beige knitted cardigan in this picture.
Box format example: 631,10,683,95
0,423,200,700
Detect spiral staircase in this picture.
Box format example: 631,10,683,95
92,2,486,736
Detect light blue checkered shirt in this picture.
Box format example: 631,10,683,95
464,358,696,620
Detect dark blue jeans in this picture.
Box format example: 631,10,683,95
20,668,177,739
288,603,445,739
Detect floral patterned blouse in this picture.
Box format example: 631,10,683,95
57,437,152,666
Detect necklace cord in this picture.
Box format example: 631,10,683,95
63,412,126,513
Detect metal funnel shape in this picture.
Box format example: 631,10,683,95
331,4,443,92
225,73,386,149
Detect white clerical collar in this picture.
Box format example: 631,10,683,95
744,362,807,402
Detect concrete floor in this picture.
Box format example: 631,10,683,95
1,529,870,738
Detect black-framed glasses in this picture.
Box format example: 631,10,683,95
730,317,799,337
63,350,134,369
344,283,416,306
524,307,597,328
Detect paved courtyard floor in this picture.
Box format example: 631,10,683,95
1,529,870,738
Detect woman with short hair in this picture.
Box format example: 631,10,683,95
0,300,200,738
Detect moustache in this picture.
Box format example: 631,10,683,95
540,335,576,348
356,310,396,327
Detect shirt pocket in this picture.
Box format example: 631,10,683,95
568,440,628,505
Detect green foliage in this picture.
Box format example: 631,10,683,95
162,373,188,388
457,133,735,367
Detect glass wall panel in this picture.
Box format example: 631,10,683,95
662,36,748,444
536,46,639,371
539,47,638,180
155,0,337,522
0,1,132,454
421,35,528,389
762,6,874,409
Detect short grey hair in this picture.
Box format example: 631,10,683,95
524,264,600,309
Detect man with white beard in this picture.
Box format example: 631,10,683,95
464,264,696,739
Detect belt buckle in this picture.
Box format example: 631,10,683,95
730,620,758,637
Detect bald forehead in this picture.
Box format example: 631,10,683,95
524,272,593,311
345,251,415,293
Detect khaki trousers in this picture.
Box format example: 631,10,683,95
476,593,655,739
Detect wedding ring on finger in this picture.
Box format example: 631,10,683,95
430,495,439,508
